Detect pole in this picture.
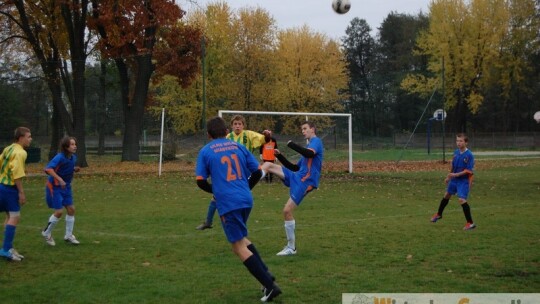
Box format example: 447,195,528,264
201,36,207,144
442,57,446,163
158,108,165,177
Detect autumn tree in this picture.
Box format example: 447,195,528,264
401,0,510,132
270,26,347,133
89,0,201,161
1,0,92,166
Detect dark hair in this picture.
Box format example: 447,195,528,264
302,121,316,130
59,136,76,154
207,117,227,139
456,133,468,143
13,127,31,142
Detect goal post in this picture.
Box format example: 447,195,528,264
218,110,353,173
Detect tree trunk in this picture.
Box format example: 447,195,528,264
49,106,64,160
97,60,107,155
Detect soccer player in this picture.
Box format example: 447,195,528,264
259,132,278,183
261,121,324,256
195,116,281,302
0,127,32,261
431,133,476,230
195,114,268,230
41,136,81,246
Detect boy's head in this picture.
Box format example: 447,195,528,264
14,127,32,148
230,115,246,135
301,121,316,139
456,133,468,149
207,116,228,139
456,133,468,142
59,136,77,155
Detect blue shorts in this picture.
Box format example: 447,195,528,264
447,178,470,200
0,184,20,213
46,182,73,209
220,208,251,243
283,168,315,205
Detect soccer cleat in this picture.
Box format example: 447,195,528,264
276,246,296,256
195,221,213,230
42,231,56,246
261,284,282,302
9,248,24,260
463,223,476,231
430,213,442,223
64,235,80,245
0,248,22,262
261,272,276,293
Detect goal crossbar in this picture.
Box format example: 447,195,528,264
218,110,353,173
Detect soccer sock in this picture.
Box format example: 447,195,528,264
461,203,473,223
284,220,296,249
437,198,450,216
3,224,16,251
247,243,268,272
43,214,60,235
243,255,274,290
206,200,217,225
65,215,75,237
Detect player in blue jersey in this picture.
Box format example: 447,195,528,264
41,136,81,246
196,114,269,230
261,121,324,256
0,127,32,261
195,116,281,302
431,133,476,230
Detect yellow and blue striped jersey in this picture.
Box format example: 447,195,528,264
0,143,27,186
226,130,265,153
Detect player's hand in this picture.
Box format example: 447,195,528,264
74,166,81,173
260,154,263,160
18,192,26,205
274,149,281,155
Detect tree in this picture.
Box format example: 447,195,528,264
342,18,376,135
1,0,92,166
401,0,510,132
377,12,430,134
271,26,347,133
89,0,202,161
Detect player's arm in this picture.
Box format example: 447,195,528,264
196,178,213,194
45,167,67,187
276,153,299,172
14,178,26,205
248,169,262,189
287,141,315,158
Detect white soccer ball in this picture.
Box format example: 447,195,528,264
332,0,351,14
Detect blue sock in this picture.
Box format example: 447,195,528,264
206,200,217,224
3,224,16,251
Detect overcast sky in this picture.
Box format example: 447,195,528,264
181,0,431,39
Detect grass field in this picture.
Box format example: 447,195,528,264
1,154,539,303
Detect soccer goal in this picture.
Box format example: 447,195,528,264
218,110,353,173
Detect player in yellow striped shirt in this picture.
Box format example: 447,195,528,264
0,127,32,261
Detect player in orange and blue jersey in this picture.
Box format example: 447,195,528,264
195,116,281,302
431,133,476,230
0,127,32,261
41,136,81,246
195,114,268,230
261,121,324,256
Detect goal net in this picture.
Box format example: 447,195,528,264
218,110,353,173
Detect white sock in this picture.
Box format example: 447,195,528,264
65,215,75,237
284,220,296,249
44,214,60,235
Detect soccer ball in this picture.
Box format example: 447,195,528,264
332,0,351,14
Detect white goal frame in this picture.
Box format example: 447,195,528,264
218,110,353,173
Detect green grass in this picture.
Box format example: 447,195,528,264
1,159,539,303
